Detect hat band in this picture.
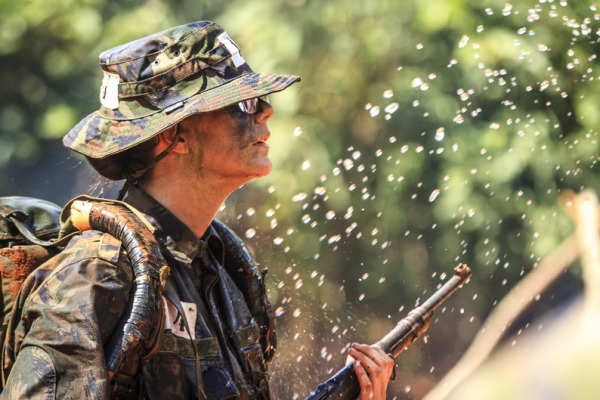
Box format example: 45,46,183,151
99,67,255,121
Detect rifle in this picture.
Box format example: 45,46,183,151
306,263,472,400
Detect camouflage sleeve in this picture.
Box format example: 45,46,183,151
1,231,133,399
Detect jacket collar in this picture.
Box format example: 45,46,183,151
122,186,223,264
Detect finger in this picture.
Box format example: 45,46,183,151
352,343,388,361
351,344,392,374
350,344,395,381
349,347,381,376
353,359,375,399
387,353,397,381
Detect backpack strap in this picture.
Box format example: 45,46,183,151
211,220,277,363
0,211,53,247
0,197,78,248
0,197,62,246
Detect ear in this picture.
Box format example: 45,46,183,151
157,125,188,154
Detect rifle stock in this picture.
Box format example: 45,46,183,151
306,264,472,400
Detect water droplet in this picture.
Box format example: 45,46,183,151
411,77,424,88
429,189,441,202
385,102,399,114
343,159,354,170
435,127,445,141
328,234,341,244
292,192,308,202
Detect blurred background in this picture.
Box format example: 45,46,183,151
2,0,600,398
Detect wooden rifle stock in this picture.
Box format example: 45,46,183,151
306,264,472,400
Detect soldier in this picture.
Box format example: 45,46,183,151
1,21,394,399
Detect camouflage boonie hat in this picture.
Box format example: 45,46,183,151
63,21,300,163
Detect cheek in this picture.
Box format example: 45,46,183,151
226,109,255,148
186,140,206,171
238,125,257,149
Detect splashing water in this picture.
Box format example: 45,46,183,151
216,2,600,398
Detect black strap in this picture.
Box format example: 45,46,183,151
117,127,181,201
9,216,56,246
125,127,181,181
0,204,55,247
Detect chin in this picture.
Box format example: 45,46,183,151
255,160,273,177
255,167,272,179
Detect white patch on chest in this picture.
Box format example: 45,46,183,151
163,296,197,339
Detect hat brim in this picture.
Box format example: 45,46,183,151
63,72,300,160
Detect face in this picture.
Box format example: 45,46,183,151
178,98,275,188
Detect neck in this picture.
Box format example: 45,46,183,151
141,174,239,238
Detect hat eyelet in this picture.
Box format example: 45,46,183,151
173,49,180,57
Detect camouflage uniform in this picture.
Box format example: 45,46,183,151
2,21,299,399
2,186,274,399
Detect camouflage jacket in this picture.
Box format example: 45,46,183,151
1,187,273,399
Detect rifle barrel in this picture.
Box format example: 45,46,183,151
377,263,471,357
306,264,472,400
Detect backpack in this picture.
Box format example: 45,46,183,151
0,195,167,394
0,195,277,395
0,196,64,349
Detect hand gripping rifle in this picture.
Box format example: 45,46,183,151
306,263,472,400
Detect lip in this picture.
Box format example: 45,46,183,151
253,131,271,146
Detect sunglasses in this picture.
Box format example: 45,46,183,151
237,96,269,114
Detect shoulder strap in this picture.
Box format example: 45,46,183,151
0,197,62,246
211,219,277,363
0,197,81,248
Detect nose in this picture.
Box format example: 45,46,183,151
254,99,274,123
